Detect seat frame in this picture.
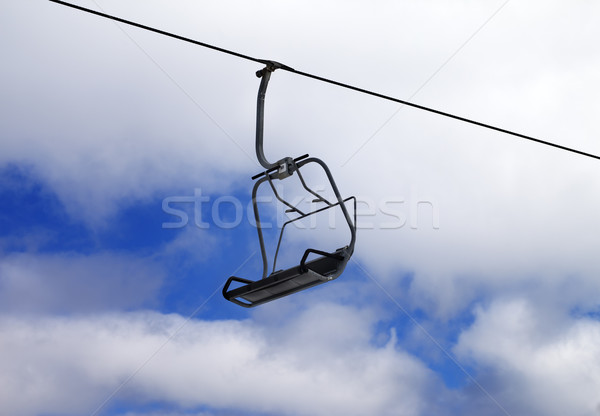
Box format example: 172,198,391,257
223,158,356,307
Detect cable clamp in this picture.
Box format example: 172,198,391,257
256,60,294,77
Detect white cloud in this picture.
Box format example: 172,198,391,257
1,0,261,225
0,306,444,416
455,298,600,416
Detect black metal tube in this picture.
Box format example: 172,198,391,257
255,71,277,170
251,176,270,279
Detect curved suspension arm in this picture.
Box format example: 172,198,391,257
255,68,277,170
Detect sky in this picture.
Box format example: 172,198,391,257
1,0,600,415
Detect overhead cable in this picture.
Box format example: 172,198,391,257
48,0,600,161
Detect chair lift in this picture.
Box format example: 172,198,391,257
222,62,357,307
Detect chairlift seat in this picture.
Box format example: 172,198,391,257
223,247,350,307
222,63,356,307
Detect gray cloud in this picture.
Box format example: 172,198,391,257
455,298,600,416
0,252,164,313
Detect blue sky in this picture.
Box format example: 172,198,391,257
2,1,600,415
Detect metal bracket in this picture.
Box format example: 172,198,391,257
275,157,295,180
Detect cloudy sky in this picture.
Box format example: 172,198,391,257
2,0,600,415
